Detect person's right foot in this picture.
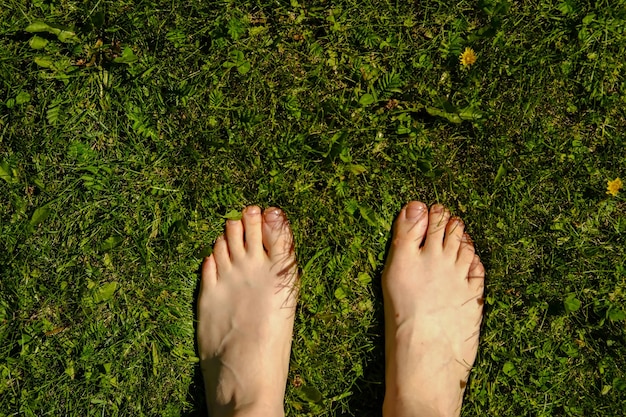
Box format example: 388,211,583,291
382,202,485,417
197,206,298,417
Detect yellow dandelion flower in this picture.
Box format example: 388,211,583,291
607,178,623,196
460,47,477,68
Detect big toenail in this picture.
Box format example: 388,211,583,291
264,208,282,222
406,204,426,220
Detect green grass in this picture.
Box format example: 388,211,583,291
1,0,626,415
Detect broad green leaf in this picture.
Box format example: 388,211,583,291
25,21,76,42
16,92,31,105
503,361,516,376
416,160,433,174
582,14,595,25
558,0,575,15
334,287,347,300
358,204,378,226
359,93,375,105
358,272,371,285
68,141,94,161
29,35,48,49
57,29,77,43
229,50,244,63
19,333,33,346
30,207,51,227
608,307,626,322
113,47,138,64
25,22,53,33
459,106,483,121
237,61,251,74
426,107,462,124
222,209,242,220
101,236,123,251
564,294,581,313
614,377,626,392
92,282,118,303
296,385,323,403
0,161,12,183
197,245,212,259
64,362,75,379
349,164,367,175
34,56,55,69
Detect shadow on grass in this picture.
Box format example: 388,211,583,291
182,265,207,417
343,317,386,417
342,249,388,417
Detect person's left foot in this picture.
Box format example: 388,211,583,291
197,206,298,417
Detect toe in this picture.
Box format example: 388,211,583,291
198,255,217,308
456,232,476,267
201,255,218,286
422,204,450,252
262,207,294,262
391,201,428,249
443,217,465,255
225,219,245,259
242,205,263,254
213,235,231,273
467,254,485,293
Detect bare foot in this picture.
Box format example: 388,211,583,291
197,206,298,417
382,202,485,417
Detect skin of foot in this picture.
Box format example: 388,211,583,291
382,202,485,417
197,206,298,417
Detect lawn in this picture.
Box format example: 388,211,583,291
1,0,625,416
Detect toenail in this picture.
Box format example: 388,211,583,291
264,208,282,222
246,206,261,215
406,204,426,220
430,204,444,213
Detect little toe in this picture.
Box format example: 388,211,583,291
422,204,451,252
443,217,465,255
391,201,428,248
225,219,245,259
242,205,263,254
262,207,294,262
468,254,485,292
212,235,231,273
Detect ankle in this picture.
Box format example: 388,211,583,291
204,367,287,417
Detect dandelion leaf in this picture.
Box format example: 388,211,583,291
93,282,118,303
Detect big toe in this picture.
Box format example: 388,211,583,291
391,201,428,249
